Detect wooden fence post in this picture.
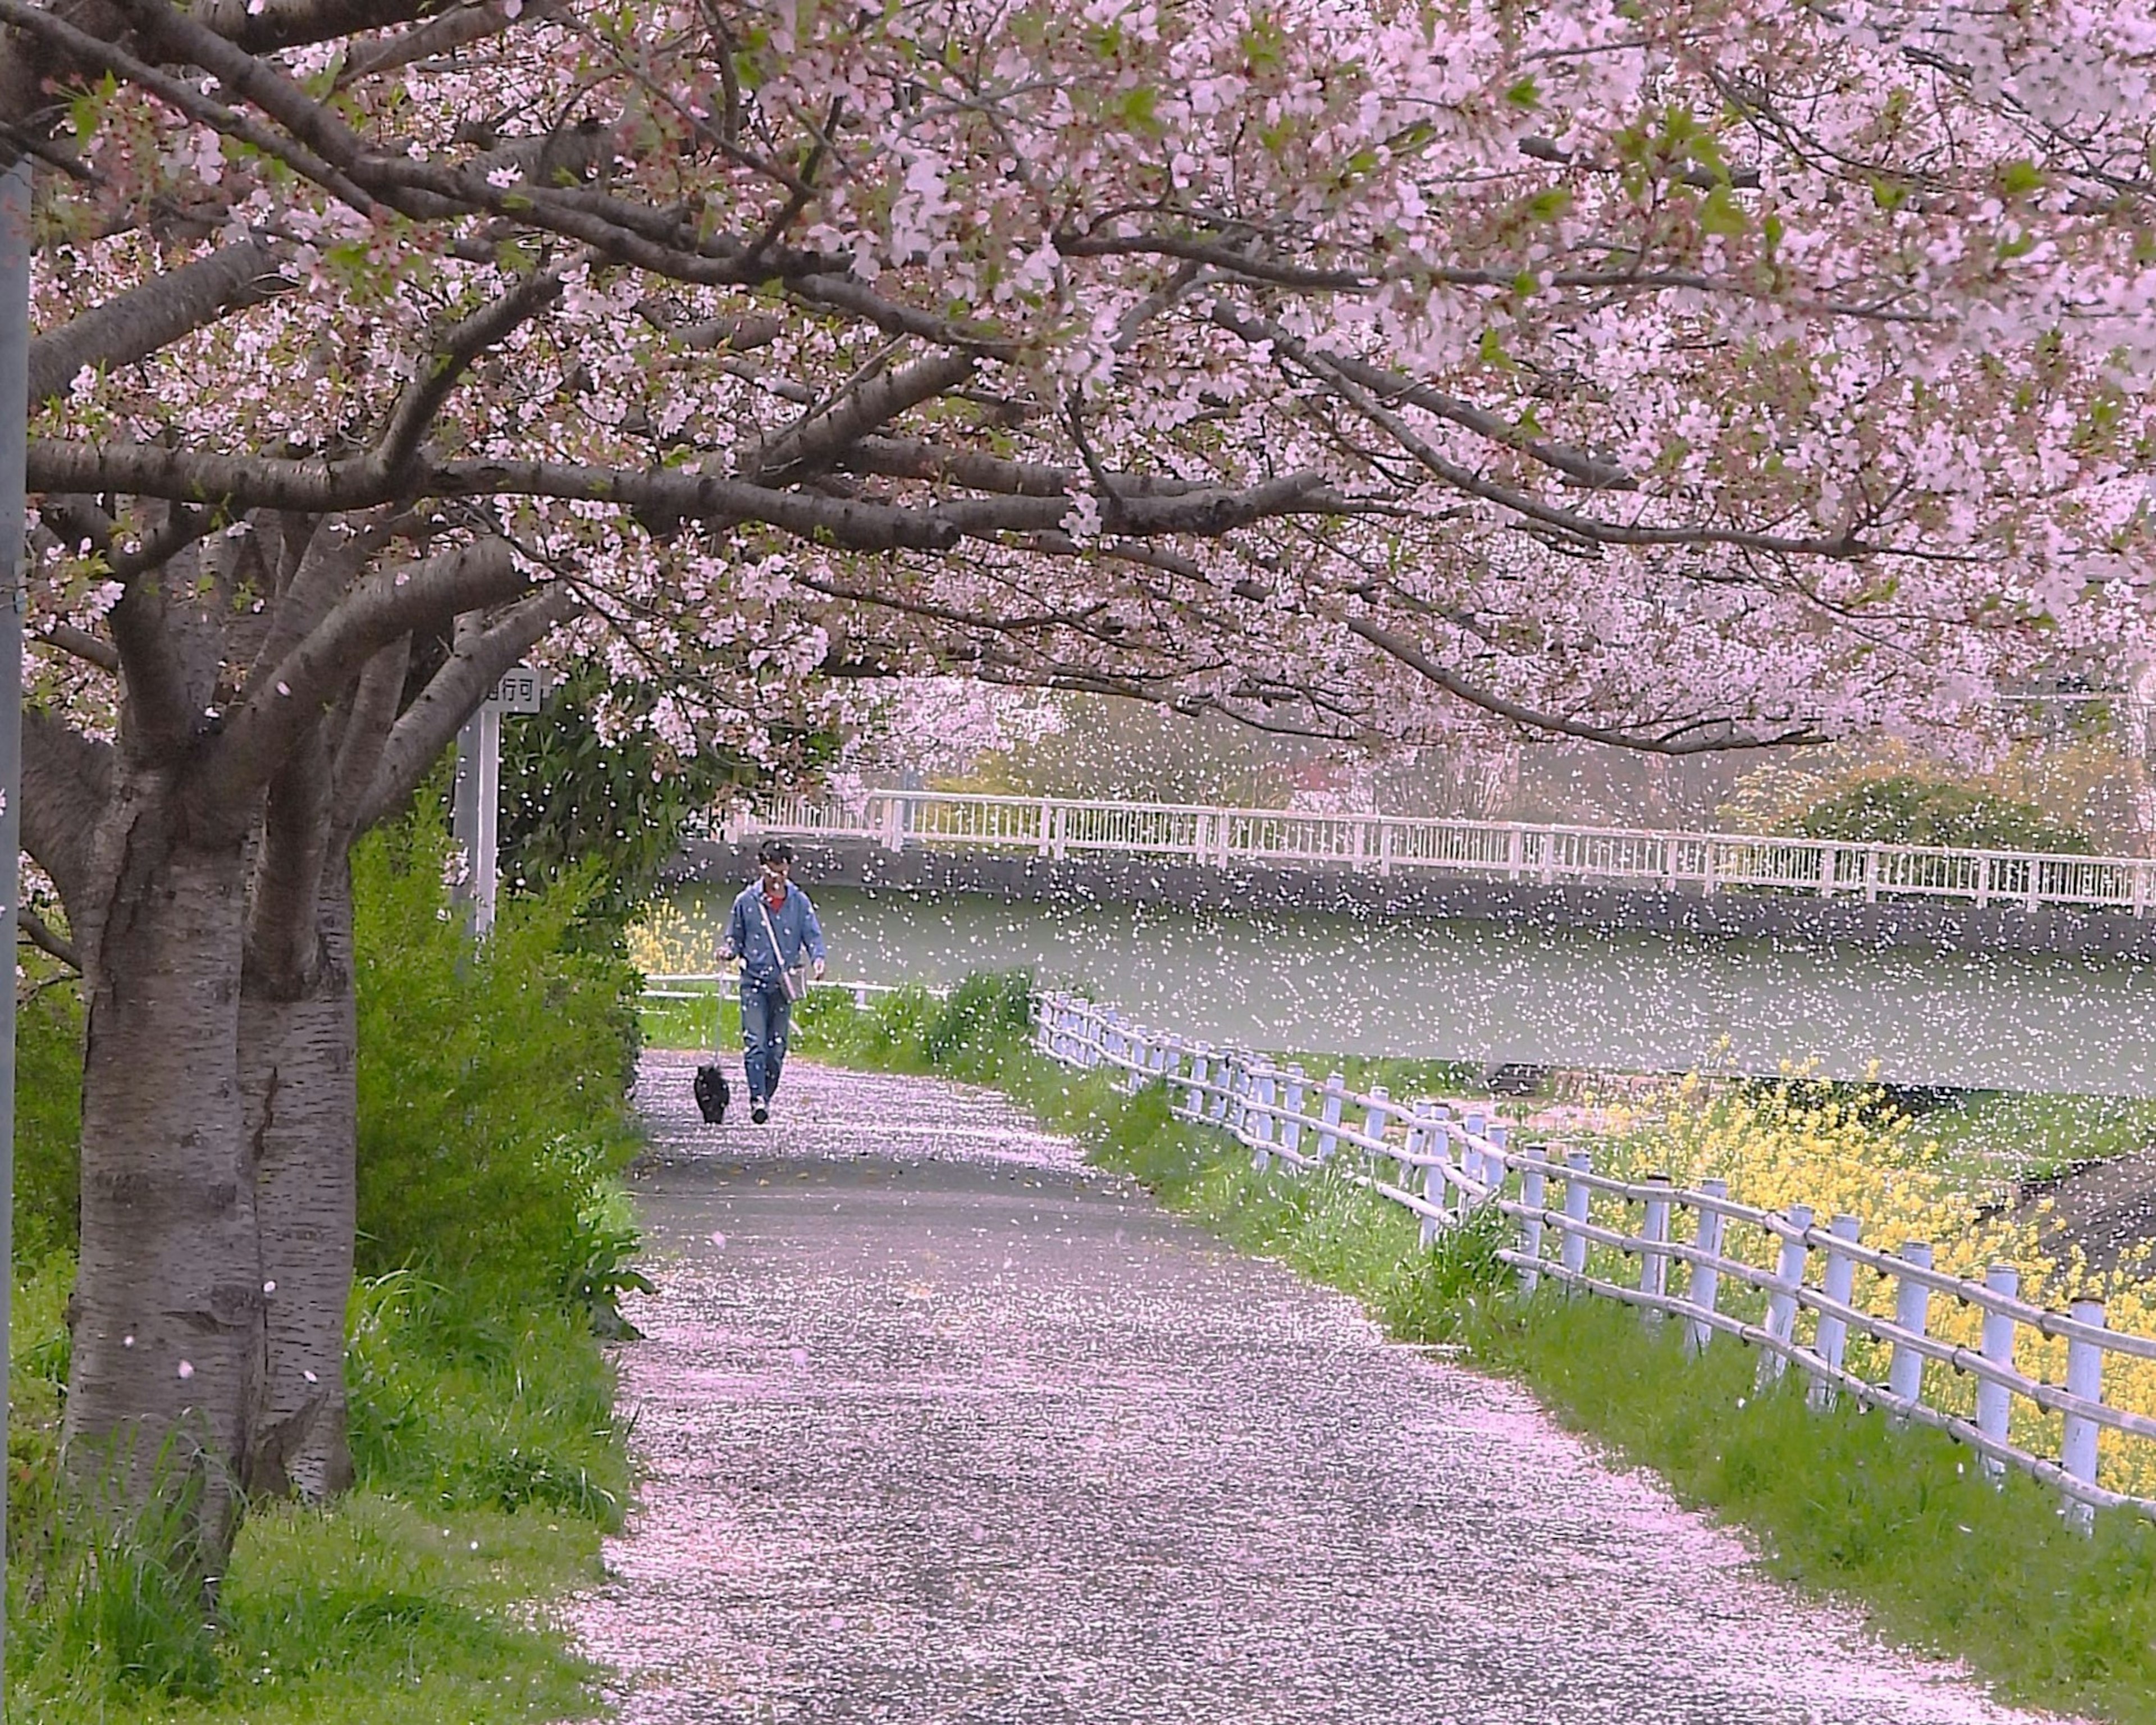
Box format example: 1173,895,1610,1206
1211,1055,1237,1123
1316,1074,1345,1161
1640,1175,1672,1327
1976,1265,2020,1481
1253,1070,1278,1171
1481,1122,1510,1210
1518,1148,1549,1295
1362,1085,1391,1167
1808,1213,1861,1409
1759,1205,1814,1388
1459,1110,1486,1195
1125,1023,1149,1093
1886,1241,1933,1414
1561,1152,1592,1284
1685,1179,1728,1356
1397,1102,1427,1189
1414,1102,1446,1247
1184,1045,1210,1117
2062,1302,2108,1531
1281,1065,1307,1163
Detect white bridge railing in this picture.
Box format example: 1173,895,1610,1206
733,791,2156,915
1034,989,2156,1525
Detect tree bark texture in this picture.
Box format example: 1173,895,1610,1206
66,780,261,1580
237,857,357,1501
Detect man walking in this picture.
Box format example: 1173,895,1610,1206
716,838,828,1123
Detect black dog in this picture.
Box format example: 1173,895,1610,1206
692,1064,732,1125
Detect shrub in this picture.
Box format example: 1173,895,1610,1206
344,1272,629,1528
14,964,84,1263
352,810,643,1302
922,969,1035,1072
1798,775,2094,854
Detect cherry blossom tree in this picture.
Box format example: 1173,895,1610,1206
7,0,2154,1572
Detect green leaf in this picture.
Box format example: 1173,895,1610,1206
1504,75,1540,109
1701,184,1747,238
1111,83,1162,133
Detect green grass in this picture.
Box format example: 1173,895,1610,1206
10,806,643,1723
785,971,2156,1725
1913,1090,2156,1185
1475,1298,2156,1725
9,1491,602,1724
8,1253,618,1724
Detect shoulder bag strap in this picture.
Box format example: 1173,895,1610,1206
756,897,801,999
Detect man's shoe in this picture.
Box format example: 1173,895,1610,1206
751,1099,770,1124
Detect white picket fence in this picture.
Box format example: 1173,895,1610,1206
1033,989,2156,1525
733,791,2156,915
642,973,942,1006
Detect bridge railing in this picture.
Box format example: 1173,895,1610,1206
1033,988,2156,1525
736,792,2156,916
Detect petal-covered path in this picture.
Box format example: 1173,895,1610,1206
569,1052,2070,1724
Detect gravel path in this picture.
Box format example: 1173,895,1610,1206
568,1052,2073,1724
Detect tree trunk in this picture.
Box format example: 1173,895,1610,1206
239,855,358,1501
67,788,261,1582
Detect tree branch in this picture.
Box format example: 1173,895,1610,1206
19,907,81,972
21,708,115,919
1343,615,1820,754
327,635,410,848
1208,303,1637,492
355,584,581,832
28,238,290,407
744,351,976,483
192,537,528,819
371,263,573,480
36,622,120,673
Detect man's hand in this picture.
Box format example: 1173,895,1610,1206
811,958,828,982
716,944,736,965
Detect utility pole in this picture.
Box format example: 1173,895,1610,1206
451,666,545,938
1,150,34,1721
451,704,502,938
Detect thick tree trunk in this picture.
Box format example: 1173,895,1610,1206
67,788,261,1582
238,856,357,1501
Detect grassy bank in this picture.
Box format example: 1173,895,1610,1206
659,975,2156,1725
10,811,637,1723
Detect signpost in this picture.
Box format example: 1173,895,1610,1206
451,666,549,937
0,152,30,1722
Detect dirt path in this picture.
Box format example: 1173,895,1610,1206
568,1052,2073,1724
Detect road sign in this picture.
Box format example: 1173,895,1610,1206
488,665,547,713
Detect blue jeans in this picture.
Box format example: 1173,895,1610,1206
740,978,794,1103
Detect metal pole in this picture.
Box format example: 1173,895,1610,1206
449,702,501,939
450,710,484,939
474,702,499,937
1,151,35,1718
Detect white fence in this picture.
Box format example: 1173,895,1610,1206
1034,989,2156,1524
733,791,2156,915
643,973,942,1006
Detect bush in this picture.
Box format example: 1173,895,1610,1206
922,969,1035,1073
15,964,84,1263
344,1271,630,1528
352,810,643,1302
8,802,642,1722
1798,775,2094,853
